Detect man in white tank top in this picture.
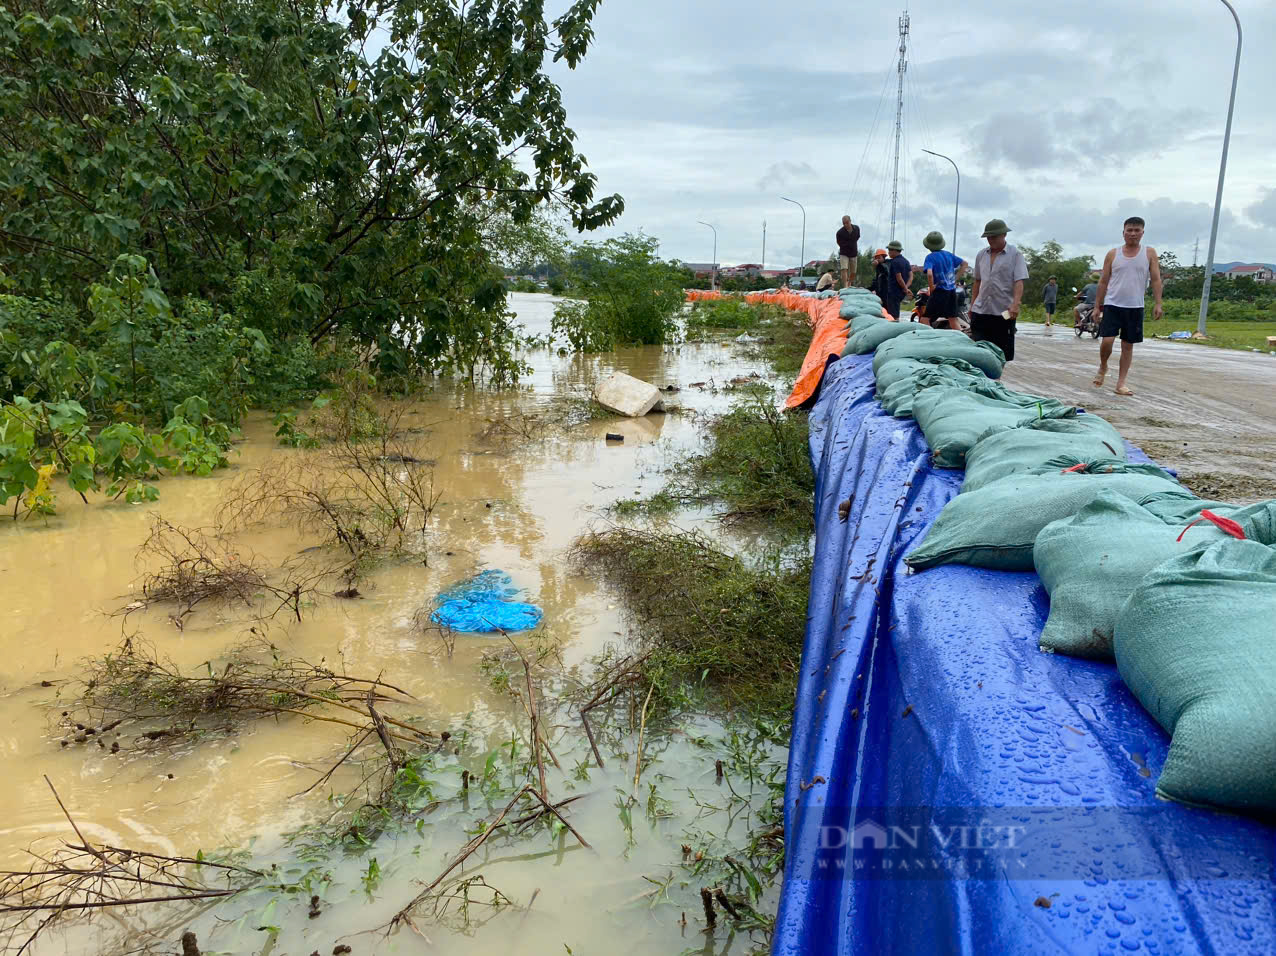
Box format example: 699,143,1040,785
1092,216,1163,396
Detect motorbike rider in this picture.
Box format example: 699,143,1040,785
1074,274,1100,327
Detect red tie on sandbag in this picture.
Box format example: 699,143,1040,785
1060,463,1088,474
1177,510,1247,543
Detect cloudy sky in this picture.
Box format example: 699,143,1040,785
543,0,1275,270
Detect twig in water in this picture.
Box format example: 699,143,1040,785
633,683,655,791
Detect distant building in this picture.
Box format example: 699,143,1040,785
720,263,762,278
1223,264,1274,283
681,262,719,278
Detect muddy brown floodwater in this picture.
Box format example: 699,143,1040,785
1002,322,1276,502
2,294,788,955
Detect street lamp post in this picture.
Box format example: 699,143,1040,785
1198,0,1242,338
696,220,718,291
780,196,805,288
921,149,960,262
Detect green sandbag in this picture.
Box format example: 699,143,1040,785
850,314,889,334
1114,538,1276,812
873,328,1006,380
905,463,1189,570
874,356,987,395
841,320,925,356
961,415,1125,492
879,366,992,418
912,386,1077,468
839,301,878,319
1033,492,1257,659
1138,493,1233,524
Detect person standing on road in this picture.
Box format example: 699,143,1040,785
1092,216,1163,396
969,219,1028,361
1042,276,1058,332
836,215,861,289
870,248,890,305
921,231,968,330
884,240,912,319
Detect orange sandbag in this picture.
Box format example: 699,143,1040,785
686,289,884,407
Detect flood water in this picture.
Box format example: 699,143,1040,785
3,294,791,954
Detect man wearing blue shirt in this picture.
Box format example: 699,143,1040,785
920,231,967,330
884,240,912,319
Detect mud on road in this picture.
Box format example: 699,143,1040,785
1001,324,1276,503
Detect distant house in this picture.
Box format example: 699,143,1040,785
761,269,797,279
682,262,719,278
720,263,762,278
1223,264,1275,283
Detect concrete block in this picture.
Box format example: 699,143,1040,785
594,372,664,417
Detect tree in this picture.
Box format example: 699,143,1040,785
1018,240,1094,306
0,0,622,377
551,234,684,350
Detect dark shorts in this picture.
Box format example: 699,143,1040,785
970,311,1016,362
1100,304,1144,343
928,287,958,318
1044,301,1056,315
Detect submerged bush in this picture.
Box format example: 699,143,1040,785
681,392,814,530
572,528,811,714
551,234,685,350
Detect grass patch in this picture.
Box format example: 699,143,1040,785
557,395,618,425
1170,320,1276,352
571,528,811,716
608,489,681,519
680,391,814,531
755,309,812,379
685,298,763,338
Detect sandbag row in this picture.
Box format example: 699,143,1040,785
837,316,1276,816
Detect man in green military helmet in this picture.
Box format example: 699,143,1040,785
968,219,1028,361
921,231,968,331
883,240,912,319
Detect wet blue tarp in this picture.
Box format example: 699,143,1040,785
430,569,543,633
775,354,1276,955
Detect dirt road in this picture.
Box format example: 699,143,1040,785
1000,323,1276,503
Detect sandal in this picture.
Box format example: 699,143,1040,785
1114,386,1134,396
1092,370,1106,388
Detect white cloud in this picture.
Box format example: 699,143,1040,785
546,0,1276,266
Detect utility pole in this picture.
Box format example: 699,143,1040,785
781,196,806,286
889,9,910,242
1198,0,1242,337
1193,236,1199,267
697,221,718,291
921,148,960,262
762,220,767,273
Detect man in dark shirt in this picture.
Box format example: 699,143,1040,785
884,240,912,318
836,215,861,289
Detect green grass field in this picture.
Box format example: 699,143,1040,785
1019,304,1276,354
1165,320,1276,353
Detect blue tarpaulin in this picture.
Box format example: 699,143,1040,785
774,353,1276,955
430,569,543,633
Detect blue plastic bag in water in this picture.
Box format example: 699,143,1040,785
430,569,543,633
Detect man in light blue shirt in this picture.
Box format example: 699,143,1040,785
920,231,967,330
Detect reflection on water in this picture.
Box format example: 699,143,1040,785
2,293,790,954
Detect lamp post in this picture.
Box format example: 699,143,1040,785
921,148,960,262
697,220,718,291
780,196,805,288
1198,0,1242,338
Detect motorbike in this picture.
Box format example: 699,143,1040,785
1074,303,1100,339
